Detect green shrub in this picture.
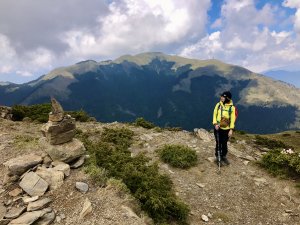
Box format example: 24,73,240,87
66,109,92,122
255,135,290,149
83,128,189,224
12,104,51,122
135,117,155,129
281,133,291,137
84,164,108,187
236,130,246,135
157,145,198,169
259,149,300,178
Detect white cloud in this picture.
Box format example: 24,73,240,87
62,0,211,59
180,0,300,72
283,0,300,34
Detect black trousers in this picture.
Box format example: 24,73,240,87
214,128,229,158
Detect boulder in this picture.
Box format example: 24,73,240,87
3,154,43,176
70,156,85,169
40,138,85,163
194,128,213,142
19,172,48,197
35,167,64,190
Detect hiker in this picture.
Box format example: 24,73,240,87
212,91,236,165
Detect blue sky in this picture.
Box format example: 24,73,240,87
0,0,300,84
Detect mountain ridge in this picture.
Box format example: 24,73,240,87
1,52,300,133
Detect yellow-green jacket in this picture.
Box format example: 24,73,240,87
212,100,236,130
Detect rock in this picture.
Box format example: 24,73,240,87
3,154,43,176
8,209,47,224
70,156,85,169
3,174,19,185
0,203,6,219
194,128,213,142
240,155,256,161
52,162,70,177
42,156,52,167
41,118,76,145
0,106,12,120
243,161,250,166
196,183,205,188
22,196,39,204
79,198,92,219
35,210,55,225
27,198,52,212
201,214,209,222
207,157,215,163
8,188,22,197
35,167,64,190
0,219,11,225
48,98,64,122
19,172,48,197
4,207,26,219
253,177,268,186
75,182,89,193
208,213,213,218
40,138,86,163
121,206,139,219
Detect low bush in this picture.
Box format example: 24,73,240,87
12,104,51,122
82,128,189,224
12,103,93,123
135,117,155,129
255,135,291,149
259,149,300,178
157,144,198,169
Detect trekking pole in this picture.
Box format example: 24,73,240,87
216,129,221,174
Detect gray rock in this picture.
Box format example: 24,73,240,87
41,117,76,145
48,98,64,122
70,156,85,169
22,196,39,204
195,128,213,142
0,203,6,219
27,198,52,212
201,214,209,222
0,219,11,225
4,207,26,219
19,172,48,197
8,209,47,224
40,138,86,163
35,167,64,190
3,154,42,176
53,163,70,177
75,182,89,193
34,210,55,225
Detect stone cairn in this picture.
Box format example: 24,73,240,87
1,98,89,225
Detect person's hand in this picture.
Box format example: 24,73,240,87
215,124,220,130
228,129,233,137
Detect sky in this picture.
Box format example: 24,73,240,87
0,0,300,84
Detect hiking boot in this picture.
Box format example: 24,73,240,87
214,158,224,166
222,157,230,165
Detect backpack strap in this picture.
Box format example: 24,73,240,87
216,103,222,124
229,105,233,123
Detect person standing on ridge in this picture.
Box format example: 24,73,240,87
212,91,236,165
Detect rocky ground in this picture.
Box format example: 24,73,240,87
0,118,300,225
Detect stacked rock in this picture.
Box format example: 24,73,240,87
0,106,12,120
40,98,86,163
41,98,76,145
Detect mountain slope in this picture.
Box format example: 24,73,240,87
1,52,300,133
263,70,300,88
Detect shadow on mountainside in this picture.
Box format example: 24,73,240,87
0,119,299,224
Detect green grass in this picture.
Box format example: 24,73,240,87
81,127,189,224
157,145,198,169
